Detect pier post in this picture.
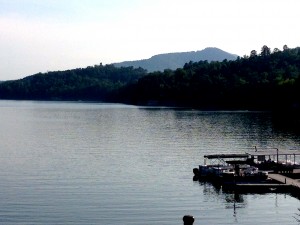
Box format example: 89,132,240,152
276,148,279,166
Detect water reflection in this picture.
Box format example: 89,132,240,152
294,208,300,224
197,180,247,221
140,109,300,154
224,192,245,223
195,179,300,225
1,102,300,225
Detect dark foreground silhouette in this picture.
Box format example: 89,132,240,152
183,215,194,225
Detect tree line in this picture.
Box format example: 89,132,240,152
0,64,147,101
118,45,300,112
0,46,299,114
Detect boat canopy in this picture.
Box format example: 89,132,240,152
250,151,300,157
204,154,249,159
202,149,300,166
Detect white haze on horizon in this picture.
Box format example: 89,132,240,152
0,0,299,80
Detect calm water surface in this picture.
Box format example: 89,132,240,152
0,100,299,225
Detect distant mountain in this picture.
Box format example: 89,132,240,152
114,47,238,72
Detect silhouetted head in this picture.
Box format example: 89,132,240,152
183,215,194,225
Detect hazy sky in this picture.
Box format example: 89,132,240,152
1,0,299,80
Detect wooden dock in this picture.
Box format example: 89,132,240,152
268,173,300,189
195,151,300,196
222,172,300,194
224,182,291,193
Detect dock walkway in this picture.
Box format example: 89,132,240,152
268,173,300,189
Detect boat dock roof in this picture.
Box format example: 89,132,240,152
249,150,300,157
204,150,300,159
204,154,249,159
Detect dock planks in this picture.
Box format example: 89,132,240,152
268,173,300,189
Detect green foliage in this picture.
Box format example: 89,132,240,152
0,46,300,112
0,64,147,101
122,46,300,110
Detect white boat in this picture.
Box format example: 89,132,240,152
194,153,249,178
193,153,269,181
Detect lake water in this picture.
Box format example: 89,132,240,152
0,100,299,225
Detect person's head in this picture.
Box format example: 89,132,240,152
183,215,194,225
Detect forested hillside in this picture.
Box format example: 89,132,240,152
0,64,147,101
118,46,300,111
0,46,299,114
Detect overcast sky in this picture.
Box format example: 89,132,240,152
0,0,299,80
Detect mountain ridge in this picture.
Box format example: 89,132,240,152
114,47,239,72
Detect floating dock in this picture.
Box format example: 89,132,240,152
228,171,300,194
268,172,300,189
194,149,300,196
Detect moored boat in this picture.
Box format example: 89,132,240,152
193,148,300,189
193,153,270,184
